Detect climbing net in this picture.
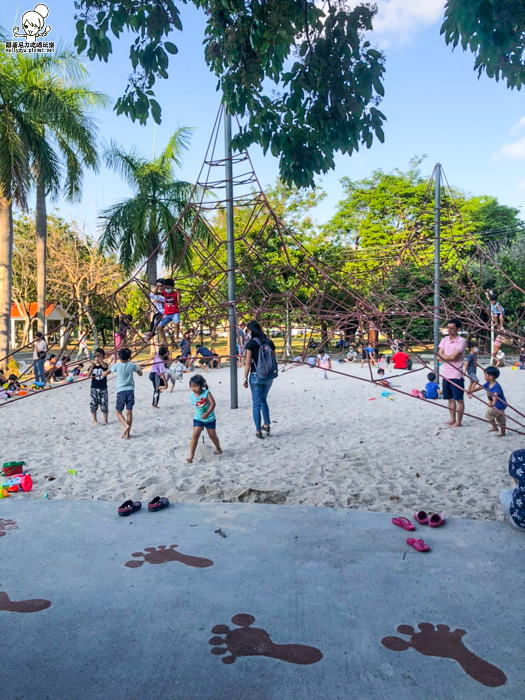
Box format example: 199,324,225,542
2,108,525,433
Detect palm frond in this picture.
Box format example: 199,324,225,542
159,127,193,171
103,140,145,189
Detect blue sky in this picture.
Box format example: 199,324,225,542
6,0,525,235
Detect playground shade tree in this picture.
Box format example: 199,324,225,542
74,0,386,188
441,0,525,90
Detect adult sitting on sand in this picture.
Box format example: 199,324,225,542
499,450,525,532
243,320,278,439
392,345,410,370
438,318,467,428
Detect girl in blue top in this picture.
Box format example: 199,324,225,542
187,375,222,463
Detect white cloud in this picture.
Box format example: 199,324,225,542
494,136,525,160
519,178,525,193
314,1,445,46
371,0,445,45
511,116,525,135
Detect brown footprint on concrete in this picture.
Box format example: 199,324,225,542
124,545,213,569
382,623,507,688
0,591,51,613
209,613,323,665
0,518,18,538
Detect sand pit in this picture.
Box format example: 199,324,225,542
3,363,523,520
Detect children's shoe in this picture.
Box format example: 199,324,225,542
148,496,169,512
429,513,445,528
391,517,415,531
414,510,429,525
118,500,142,517
407,538,430,552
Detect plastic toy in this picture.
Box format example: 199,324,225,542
0,489,10,499
2,461,25,477
1,474,32,492
68,469,77,475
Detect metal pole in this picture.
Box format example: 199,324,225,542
433,164,441,377
225,110,238,409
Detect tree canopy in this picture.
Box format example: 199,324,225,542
74,0,386,188
441,0,525,89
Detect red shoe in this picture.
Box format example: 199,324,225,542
429,513,445,528
392,517,415,531
407,538,430,552
414,510,429,525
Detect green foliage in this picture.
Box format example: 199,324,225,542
441,0,525,89
74,0,386,187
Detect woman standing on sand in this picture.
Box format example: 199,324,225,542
243,320,278,439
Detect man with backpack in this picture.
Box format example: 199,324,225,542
243,320,279,439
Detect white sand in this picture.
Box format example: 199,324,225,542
3,363,523,521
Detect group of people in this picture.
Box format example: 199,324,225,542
81,320,279,459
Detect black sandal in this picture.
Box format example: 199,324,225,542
255,431,264,439
262,425,271,435
118,500,142,517
148,496,169,512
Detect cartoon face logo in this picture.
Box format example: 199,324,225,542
13,4,51,42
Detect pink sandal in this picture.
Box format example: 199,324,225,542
392,517,415,532
429,513,445,528
414,510,429,525
407,538,430,552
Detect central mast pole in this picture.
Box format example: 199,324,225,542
433,164,441,377
225,110,238,409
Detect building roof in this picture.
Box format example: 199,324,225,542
10,303,68,319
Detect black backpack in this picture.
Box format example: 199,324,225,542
254,338,279,380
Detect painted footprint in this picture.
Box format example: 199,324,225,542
382,623,507,688
0,591,51,613
0,519,18,538
209,613,323,665
124,545,213,569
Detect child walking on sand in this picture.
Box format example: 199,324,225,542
468,366,507,437
169,355,185,392
464,343,479,394
150,346,169,408
316,350,331,379
186,374,222,463
105,348,143,439
87,348,109,425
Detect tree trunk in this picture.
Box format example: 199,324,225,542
146,251,158,289
36,171,47,334
320,319,328,351
0,196,13,367
283,299,292,360
86,300,99,348
146,249,158,358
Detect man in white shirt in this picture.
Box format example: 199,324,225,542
32,332,48,383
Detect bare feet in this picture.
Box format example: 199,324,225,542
445,419,456,426
488,427,498,433
214,449,223,456
121,427,130,440
152,405,160,410
186,458,193,463
450,422,462,428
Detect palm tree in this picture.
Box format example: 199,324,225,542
0,46,107,362
99,129,210,288
19,49,108,333
0,51,54,362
